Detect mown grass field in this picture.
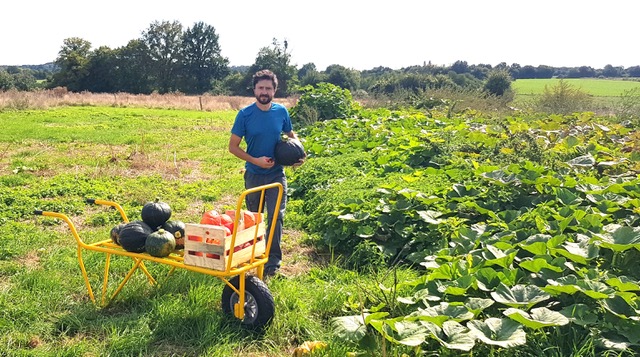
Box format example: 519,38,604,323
513,78,640,96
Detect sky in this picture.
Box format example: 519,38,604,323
2,0,638,71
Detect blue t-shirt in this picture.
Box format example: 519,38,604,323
231,102,293,175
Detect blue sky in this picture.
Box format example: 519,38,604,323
2,0,638,70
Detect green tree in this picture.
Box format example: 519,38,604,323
180,22,229,94
12,71,38,91
519,65,536,79
298,63,317,79
626,66,640,77
50,37,92,91
0,70,13,90
450,60,469,74
325,64,360,91
142,20,184,93
535,65,555,78
602,64,622,78
222,71,246,96
244,38,298,97
116,39,153,94
483,69,512,96
83,46,119,93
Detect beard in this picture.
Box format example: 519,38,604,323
256,94,272,105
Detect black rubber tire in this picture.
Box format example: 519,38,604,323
221,275,274,328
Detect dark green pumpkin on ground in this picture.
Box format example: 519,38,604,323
145,229,176,257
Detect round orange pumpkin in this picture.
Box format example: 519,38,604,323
243,210,256,228
201,209,222,225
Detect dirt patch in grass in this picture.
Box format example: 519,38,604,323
280,228,328,278
17,250,41,269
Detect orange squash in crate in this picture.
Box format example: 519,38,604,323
183,221,266,271
200,209,222,226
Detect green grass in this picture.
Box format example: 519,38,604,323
2,105,638,356
513,78,640,96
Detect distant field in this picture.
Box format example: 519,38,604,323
513,78,640,96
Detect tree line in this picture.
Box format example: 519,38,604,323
1,20,639,97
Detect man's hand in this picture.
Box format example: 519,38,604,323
292,153,306,169
255,156,275,169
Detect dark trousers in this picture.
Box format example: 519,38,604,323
243,169,287,272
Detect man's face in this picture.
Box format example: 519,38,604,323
254,79,275,105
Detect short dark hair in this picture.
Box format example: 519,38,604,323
253,69,278,90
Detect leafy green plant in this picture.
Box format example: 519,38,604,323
535,79,593,114
289,82,361,124
483,69,513,97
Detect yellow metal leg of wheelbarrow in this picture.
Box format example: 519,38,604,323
44,210,157,307
233,273,247,320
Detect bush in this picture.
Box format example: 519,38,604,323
289,82,361,124
616,87,640,121
534,79,592,114
483,69,512,96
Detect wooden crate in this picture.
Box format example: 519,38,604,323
183,222,266,271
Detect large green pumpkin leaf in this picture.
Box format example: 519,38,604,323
475,267,502,291
613,319,640,344
567,154,595,167
437,274,475,296
381,320,428,347
543,275,582,295
594,224,640,252
555,187,582,206
554,235,599,264
596,332,634,351
520,241,548,256
355,225,375,238
464,297,495,317
606,276,640,292
601,295,639,319
414,302,474,325
467,318,527,348
476,267,519,291
504,307,570,329
477,244,516,269
458,224,486,241
331,315,368,343
519,256,564,273
338,211,370,222
425,320,476,351
491,283,551,308
577,280,616,299
482,170,520,185
560,303,599,326
416,210,444,225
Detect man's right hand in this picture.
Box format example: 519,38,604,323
254,156,275,169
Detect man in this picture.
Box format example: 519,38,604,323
228,69,303,277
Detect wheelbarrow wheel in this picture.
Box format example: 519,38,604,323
221,275,274,328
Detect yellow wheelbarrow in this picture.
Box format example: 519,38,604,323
33,183,283,329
